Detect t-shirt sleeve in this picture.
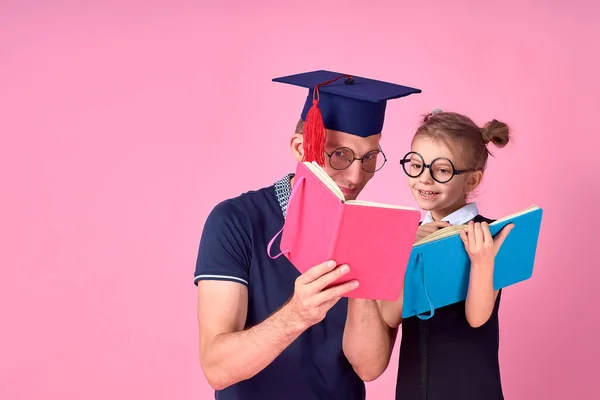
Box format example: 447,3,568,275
193,199,252,286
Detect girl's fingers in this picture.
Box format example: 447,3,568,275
474,222,483,247
481,222,493,244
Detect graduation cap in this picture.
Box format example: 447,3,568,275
273,70,421,166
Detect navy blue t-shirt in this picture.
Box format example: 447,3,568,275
194,175,365,400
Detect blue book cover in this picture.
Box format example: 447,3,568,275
402,205,544,320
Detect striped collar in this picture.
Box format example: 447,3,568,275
273,173,295,217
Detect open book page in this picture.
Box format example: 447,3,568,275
304,162,345,201
304,162,418,210
345,200,418,210
413,204,540,246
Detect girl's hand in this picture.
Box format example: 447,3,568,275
459,221,514,270
414,221,452,244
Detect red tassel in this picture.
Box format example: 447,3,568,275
302,99,327,166
302,74,354,167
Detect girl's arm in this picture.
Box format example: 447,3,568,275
465,263,499,327
460,221,514,328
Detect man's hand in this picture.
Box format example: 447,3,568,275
287,260,358,328
414,220,451,243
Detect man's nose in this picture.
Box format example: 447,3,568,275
344,159,365,185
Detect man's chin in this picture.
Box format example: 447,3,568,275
340,188,360,200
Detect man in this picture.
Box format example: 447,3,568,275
194,69,421,400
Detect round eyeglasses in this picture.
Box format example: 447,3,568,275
399,151,475,183
324,146,387,173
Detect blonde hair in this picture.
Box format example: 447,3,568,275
413,110,510,171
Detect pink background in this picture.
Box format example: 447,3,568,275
1,1,597,399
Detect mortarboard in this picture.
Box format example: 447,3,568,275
272,70,421,166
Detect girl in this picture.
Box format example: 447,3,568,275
381,109,514,400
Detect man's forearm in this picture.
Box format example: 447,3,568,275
342,299,396,382
202,302,307,390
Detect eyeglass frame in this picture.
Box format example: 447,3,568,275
399,151,476,183
323,145,387,173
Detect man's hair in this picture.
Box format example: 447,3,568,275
295,118,305,134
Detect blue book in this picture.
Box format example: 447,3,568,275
402,205,544,320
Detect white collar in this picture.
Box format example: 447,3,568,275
421,202,479,226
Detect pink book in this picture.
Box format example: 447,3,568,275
268,161,421,301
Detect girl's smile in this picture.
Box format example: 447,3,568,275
406,136,481,221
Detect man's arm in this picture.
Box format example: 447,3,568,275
197,280,306,390
342,299,397,382
195,199,358,389
197,261,358,390
194,198,302,390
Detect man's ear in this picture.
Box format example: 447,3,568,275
290,133,304,161
465,170,483,194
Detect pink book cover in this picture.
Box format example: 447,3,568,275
279,162,421,301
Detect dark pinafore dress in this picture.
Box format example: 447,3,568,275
395,215,505,400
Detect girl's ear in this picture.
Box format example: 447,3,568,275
465,170,483,194
290,133,304,161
